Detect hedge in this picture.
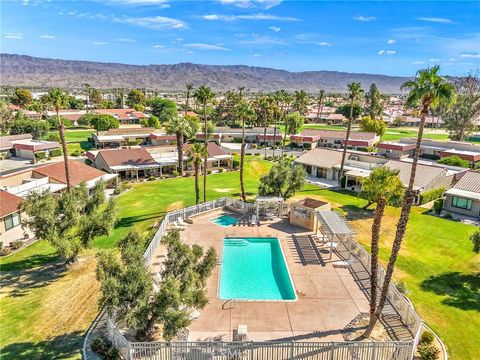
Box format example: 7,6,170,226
419,187,445,205
49,148,62,157
35,151,46,160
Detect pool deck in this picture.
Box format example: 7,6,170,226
150,210,371,342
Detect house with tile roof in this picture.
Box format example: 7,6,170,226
0,134,60,160
0,190,25,246
91,128,176,148
444,171,480,218
93,108,146,125
290,129,380,150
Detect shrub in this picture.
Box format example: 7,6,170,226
395,281,409,295
35,151,46,160
254,153,261,156
10,240,24,250
207,169,212,174
218,168,224,173
172,170,179,177
91,336,121,360
0,241,11,256
443,213,453,219
148,176,156,181
49,148,62,157
419,188,445,205
421,331,435,345
418,343,440,360
438,155,470,168
433,198,444,214
127,140,142,146
85,158,93,166
71,150,82,157
232,152,239,156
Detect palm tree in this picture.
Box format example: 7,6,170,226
194,85,215,202
186,143,206,205
360,167,404,338
316,89,325,121
184,83,194,116
47,88,71,189
254,95,276,157
235,99,256,201
166,115,189,176
369,66,455,331
83,83,91,112
280,93,294,157
338,82,364,186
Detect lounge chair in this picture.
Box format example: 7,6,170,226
250,215,257,226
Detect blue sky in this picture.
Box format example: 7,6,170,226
2,0,479,76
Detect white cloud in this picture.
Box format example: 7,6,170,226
171,37,183,44
353,15,376,22
92,41,109,45
5,33,23,39
123,16,188,30
253,53,262,57
115,38,135,42
387,39,396,45
201,13,299,21
412,61,426,65
239,35,286,45
417,17,453,24
269,26,281,32
152,44,165,48
183,43,230,51
40,34,55,39
429,58,440,62
377,50,397,56
459,51,480,59
107,0,170,7
219,0,282,9
316,41,331,46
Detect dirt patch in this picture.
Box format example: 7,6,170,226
343,313,392,341
166,201,185,211
214,188,234,193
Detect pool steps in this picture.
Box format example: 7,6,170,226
224,238,249,246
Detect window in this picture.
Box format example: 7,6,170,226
451,196,472,210
4,212,21,231
386,149,392,154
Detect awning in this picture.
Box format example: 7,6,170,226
445,188,480,201
316,211,354,236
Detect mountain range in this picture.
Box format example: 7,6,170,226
0,54,410,94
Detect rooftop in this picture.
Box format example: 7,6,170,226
98,147,157,167
0,190,23,218
33,160,108,186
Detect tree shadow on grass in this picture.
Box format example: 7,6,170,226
0,260,67,298
1,331,84,360
115,212,166,229
420,272,480,311
339,204,374,222
0,252,59,272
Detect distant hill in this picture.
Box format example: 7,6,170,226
0,54,410,93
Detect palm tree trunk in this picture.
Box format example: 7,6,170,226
370,103,429,328
363,199,386,338
194,160,200,204
57,110,71,190
203,103,208,203
338,98,354,186
176,132,184,176
316,94,323,121
263,127,267,158
272,114,278,158
240,118,246,201
185,93,189,117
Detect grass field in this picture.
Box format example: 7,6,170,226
1,159,478,359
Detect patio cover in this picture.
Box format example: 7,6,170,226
316,211,354,236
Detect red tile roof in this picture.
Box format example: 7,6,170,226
378,142,416,151
98,148,157,167
33,160,107,186
0,190,23,218
184,142,227,157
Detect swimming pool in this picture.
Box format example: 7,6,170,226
219,237,296,301
211,214,238,227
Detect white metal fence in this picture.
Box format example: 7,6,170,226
107,197,422,360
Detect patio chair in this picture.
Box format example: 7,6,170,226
236,324,248,341
177,217,189,226
250,215,257,226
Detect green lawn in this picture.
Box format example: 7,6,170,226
1,160,478,359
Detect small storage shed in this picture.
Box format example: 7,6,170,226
289,197,330,231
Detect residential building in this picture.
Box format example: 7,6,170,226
290,129,380,150
377,142,416,159
196,127,281,145
444,171,480,218
91,128,176,148
184,142,233,170
0,190,25,246
94,108,146,125
0,134,60,160
396,116,443,128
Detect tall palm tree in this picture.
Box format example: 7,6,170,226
166,115,189,176
338,82,364,186
83,83,91,112
360,167,404,338
254,95,276,157
370,66,455,331
193,85,215,202
186,143,206,205
47,88,71,189
280,92,293,157
184,83,194,116
234,99,256,201
316,89,325,121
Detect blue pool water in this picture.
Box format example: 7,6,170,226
211,215,238,227
219,237,296,301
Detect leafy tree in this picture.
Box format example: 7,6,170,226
9,118,50,139
89,88,104,108
27,99,48,117
89,114,120,132
11,88,32,108
166,115,190,176
194,85,215,202
214,90,242,127
254,95,278,156
292,90,309,116
360,115,386,136
338,82,364,185
22,181,117,263
186,143,206,204
470,229,480,254
235,99,256,201
437,155,470,168
336,103,362,120
126,89,146,109
364,83,384,119
97,99,116,109
97,229,216,341
44,88,72,188
444,75,480,140
360,167,404,338
67,96,85,110
364,66,456,336
140,115,161,129
0,101,15,133
283,111,304,154
258,159,306,199
46,115,73,130
148,97,178,123
184,115,200,141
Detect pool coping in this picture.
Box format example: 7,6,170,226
217,236,298,302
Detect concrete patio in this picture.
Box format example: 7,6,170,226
150,209,375,342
